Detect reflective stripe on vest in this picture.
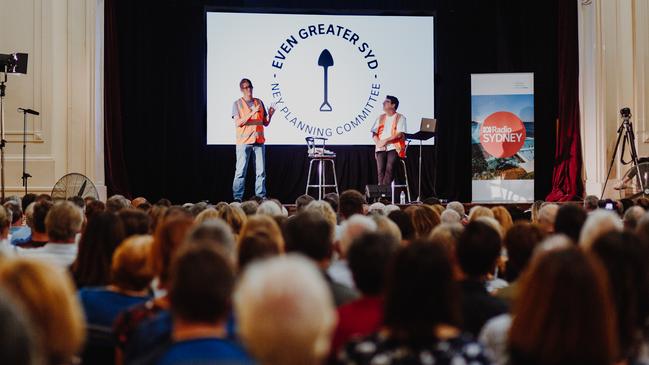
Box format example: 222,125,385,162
236,98,266,144
377,113,406,158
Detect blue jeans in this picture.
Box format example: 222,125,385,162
233,144,266,200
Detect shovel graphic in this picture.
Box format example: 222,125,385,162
318,49,333,112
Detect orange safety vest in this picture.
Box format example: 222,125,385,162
236,98,266,144
376,113,406,158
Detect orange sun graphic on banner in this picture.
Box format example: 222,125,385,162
479,111,526,158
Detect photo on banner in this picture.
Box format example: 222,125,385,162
471,73,534,202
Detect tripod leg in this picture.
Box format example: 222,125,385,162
601,125,625,199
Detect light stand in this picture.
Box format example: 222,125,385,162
601,107,644,199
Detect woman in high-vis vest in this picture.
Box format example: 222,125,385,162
232,78,275,201
370,95,407,186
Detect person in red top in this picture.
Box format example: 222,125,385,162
329,232,399,360
232,78,275,202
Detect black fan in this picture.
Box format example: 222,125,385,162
51,173,99,200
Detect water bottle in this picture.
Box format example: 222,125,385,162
400,191,406,204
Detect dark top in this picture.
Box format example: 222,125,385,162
157,338,255,365
324,271,359,307
460,279,509,337
338,331,491,365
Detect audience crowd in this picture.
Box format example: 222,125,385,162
1,191,649,365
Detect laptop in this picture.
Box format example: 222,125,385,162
420,118,437,133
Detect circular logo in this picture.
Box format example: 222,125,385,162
479,111,526,158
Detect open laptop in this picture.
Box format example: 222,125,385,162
420,118,437,133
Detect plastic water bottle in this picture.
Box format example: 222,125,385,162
400,191,406,205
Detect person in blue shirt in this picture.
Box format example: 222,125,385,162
78,235,154,365
156,242,254,365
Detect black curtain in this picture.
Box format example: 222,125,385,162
105,0,561,204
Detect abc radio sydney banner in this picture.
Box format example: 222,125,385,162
206,12,435,145
471,73,534,202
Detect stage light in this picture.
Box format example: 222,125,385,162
0,53,28,74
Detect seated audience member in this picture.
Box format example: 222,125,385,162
430,204,445,216
17,201,83,268
0,206,13,256
387,210,416,244
296,194,315,212
468,206,494,222
329,214,377,289
304,200,339,237
456,221,508,336
237,215,284,271
406,205,441,239
0,289,40,364
0,259,85,365
446,201,466,220
330,232,398,358
236,255,336,365
339,241,490,365
85,199,106,221
495,222,545,305
590,232,649,364
553,204,587,243
257,200,283,217
623,206,645,231
118,208,151,237
12,201,49,247
429,223,465,280
383,204,400,215
21,193,37,213
72,211,126,288
440,209,461,224
216,204,247,236
79,235,154,365
371,214,402,243
367,202,386,216
157,244,253,365
504,247,617,365
187,219,236,255
67,196,85,210
579,209,623,249
3,199,23,235
106,194,131,213
491,206,513,232
324,192,340,214
131,197,149,209
339,190,365,221
113,217,193,363
284,211,359,306
584,194,600,212
240,200,259,216
194,207,220,225
536,203,559,234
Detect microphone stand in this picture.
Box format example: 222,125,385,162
19,109,32,195
0,70,7,201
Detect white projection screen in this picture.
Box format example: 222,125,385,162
206,11,435,145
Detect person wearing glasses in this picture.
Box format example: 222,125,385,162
232,78,275,202
371,95,407,186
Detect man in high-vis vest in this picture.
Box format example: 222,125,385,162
232,78,275,201
370,95,407,186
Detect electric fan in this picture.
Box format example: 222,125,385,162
51,173,99,200
618,162,649,199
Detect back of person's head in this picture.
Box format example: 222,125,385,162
3,200,21,225
238,231,282,271
194,207,219,225
348,232,398,296
584,195,600,211
371,215,402,243
169,243,235,324
85,199,105,221
45,201,83,242
111,235,154,292
235,255,335,365
446,201,465,217
591,231,649,359
339,214,377,257
406,205,441,239
491,206,513,232
537,203,559,233
67,196,85,210
284,211,333,263
21,193,37,213
150,216,194,286
106,194,131,213
187,219,236,258
554,204,587,242
240,200,259,216
25,200,53,234
303,200,338,236
0,205,11,238
387,209,415,241
580,209,623,249
0,259,85,365
216,204,247,235
429,223,464,252
440,209,461,224
368,202,386,216
72,211,126,288
189,202,208,217
0,290,40,365
509,247,617,365
504,222,546,282
468,205,494,222
338,190,365,219
456,220,501,278
295,194,315,212
384,240,460,345
623,206,645,231
257,200,283,217
323,192,339,213
118,208,151,237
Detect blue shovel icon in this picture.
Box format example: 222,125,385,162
318,49,333,112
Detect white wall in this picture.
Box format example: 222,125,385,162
579,0,649,198
0,0,105,199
